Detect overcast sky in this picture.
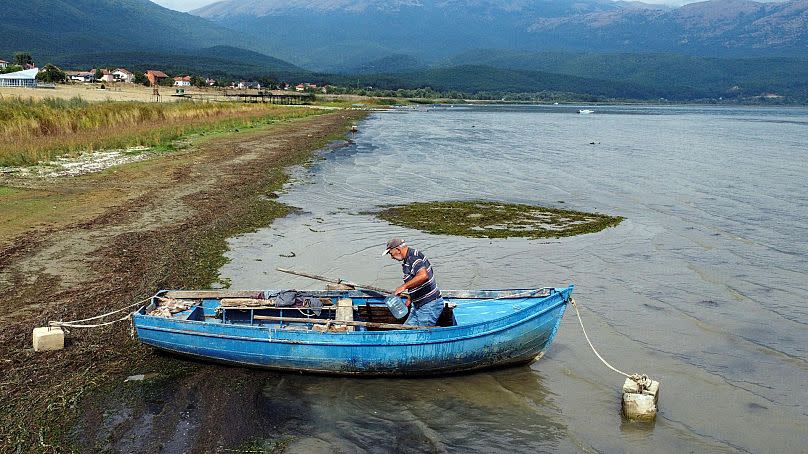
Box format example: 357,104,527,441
151,0,779,12
153,0,682,12
152,0,219,11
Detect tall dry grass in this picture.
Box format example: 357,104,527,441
0,97,319,166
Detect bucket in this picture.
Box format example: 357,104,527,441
384,295,409,319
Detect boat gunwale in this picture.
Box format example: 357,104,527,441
159,287,560,300
133,286,572,347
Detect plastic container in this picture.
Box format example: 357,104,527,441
384,295,409,319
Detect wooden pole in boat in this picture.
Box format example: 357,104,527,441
253,315,432,330
276,268,395,295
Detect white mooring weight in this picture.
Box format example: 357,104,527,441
33,326,65,352
622,377,659,421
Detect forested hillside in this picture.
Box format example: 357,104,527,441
53,47,307,80
0,0,251,59
440,51,808,100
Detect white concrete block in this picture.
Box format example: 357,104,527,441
643,380,660,404
623,377,640,394
622,392,657,421
335,298,355,332
33,327,64,352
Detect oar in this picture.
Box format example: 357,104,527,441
276,268,395,295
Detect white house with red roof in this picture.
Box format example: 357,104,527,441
174,76,191,86
112,68,134,83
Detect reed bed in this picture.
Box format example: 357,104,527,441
0,97,319,166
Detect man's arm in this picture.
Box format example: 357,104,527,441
394,268,429,296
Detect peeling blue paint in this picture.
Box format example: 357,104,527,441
133,286,572,376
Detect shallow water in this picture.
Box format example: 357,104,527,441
221,104,808,452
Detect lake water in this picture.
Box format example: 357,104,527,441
220,104,808,452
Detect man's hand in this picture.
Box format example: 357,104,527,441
395,269,428,296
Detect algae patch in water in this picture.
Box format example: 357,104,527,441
375,200,623,239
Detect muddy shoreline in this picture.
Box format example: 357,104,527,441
0,110,367,452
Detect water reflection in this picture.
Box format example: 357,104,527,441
262,367,569,453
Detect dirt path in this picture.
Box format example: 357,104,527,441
0,110,366,452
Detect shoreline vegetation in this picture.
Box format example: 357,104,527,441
0,97,329,167
376,201,624,239
0,100,367,451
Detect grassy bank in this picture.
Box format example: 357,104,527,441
0,110,367,451
0,97,321,166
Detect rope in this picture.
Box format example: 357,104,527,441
49,313,134,329
48,296,153,329
569,297,646,382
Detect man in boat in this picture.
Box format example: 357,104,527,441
383,238,445,326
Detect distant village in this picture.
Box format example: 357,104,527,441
0,53,328,94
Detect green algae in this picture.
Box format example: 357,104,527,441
375,200,623,239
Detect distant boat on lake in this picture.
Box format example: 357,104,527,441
133,286,573,376
577,109,594,114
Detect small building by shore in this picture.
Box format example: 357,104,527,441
236,80,260,89
97,69,115,83
174,76,191,87
66,71,96,83
113,68,134,83
145,70,169,86
0,68,38,88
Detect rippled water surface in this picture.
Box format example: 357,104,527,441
221,104,808,452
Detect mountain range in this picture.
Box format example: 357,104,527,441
0,0,806,101
192,0,808,70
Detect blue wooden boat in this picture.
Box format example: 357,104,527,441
132,286,573,376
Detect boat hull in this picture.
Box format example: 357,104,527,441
133,287,572,376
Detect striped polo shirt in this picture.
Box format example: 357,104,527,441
402,248,442,307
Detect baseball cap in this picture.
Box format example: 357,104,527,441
382,238,405,256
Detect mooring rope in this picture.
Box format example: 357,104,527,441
48,297,152,329
569,297,646,382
